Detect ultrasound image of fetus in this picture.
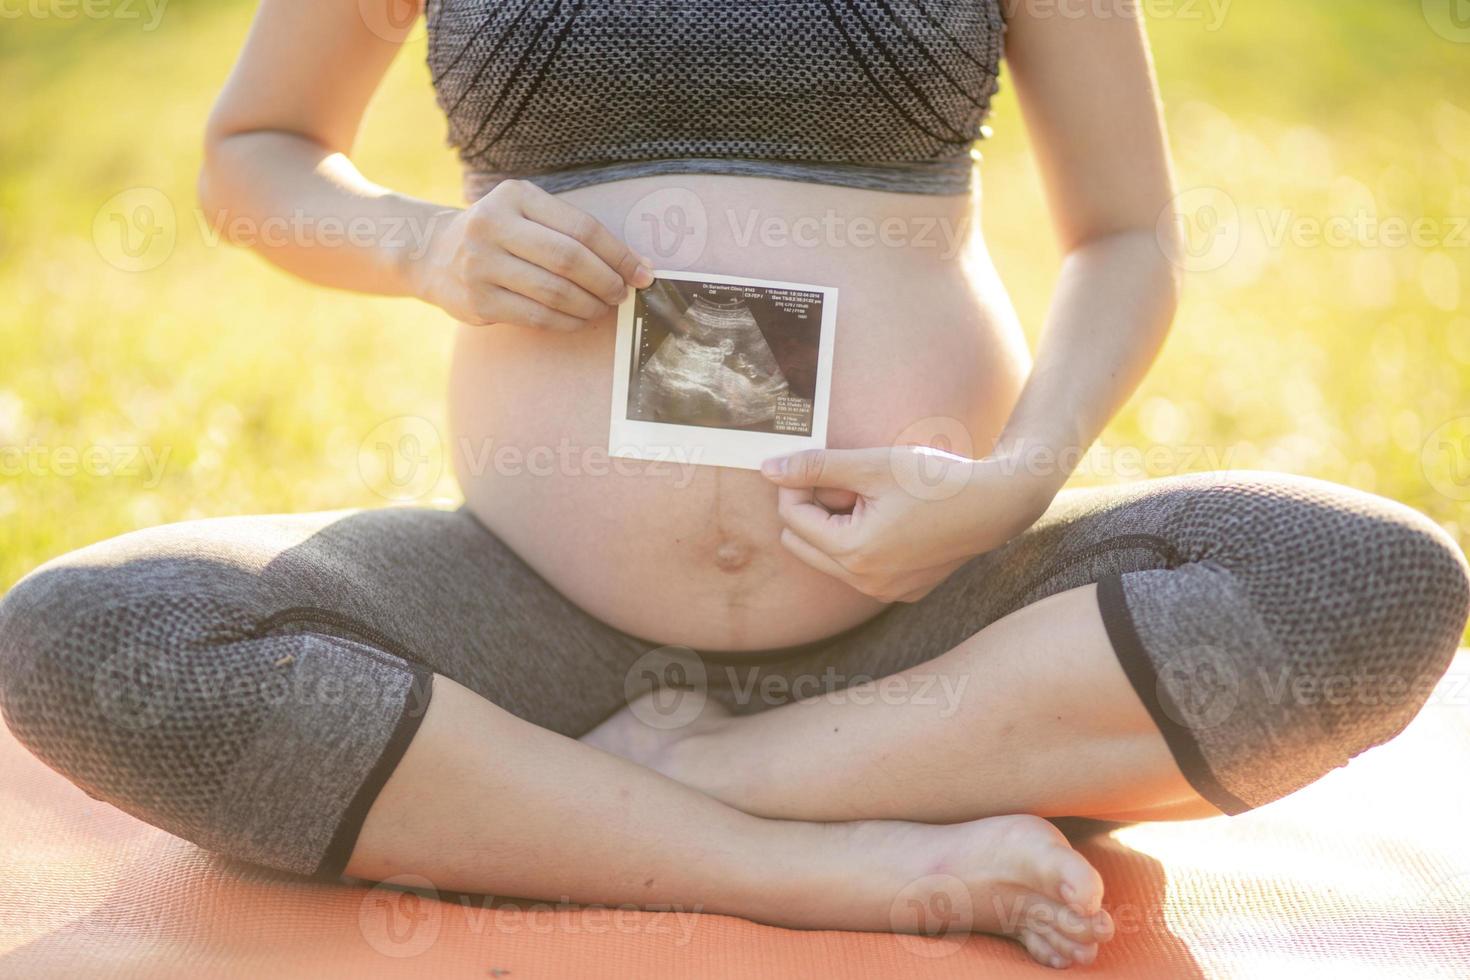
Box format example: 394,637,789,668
636,290,791,428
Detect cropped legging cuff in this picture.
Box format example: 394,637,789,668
1097,575,1249,815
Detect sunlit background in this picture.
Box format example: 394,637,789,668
2,1,1468,634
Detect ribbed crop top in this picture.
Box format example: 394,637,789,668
425,0,1007,198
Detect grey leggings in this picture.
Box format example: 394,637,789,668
1,472,1466,880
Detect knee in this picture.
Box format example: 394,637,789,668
0,542,264,820
1185,474,1469,746
0,558,132,751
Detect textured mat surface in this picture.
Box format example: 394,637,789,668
2,654,1468,979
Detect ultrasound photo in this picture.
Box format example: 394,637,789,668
609,271,838,471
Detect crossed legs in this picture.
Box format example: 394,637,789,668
1,474,1465,969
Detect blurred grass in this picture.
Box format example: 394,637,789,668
1,1,1468,612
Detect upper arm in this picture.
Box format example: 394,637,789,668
205,0,423,153
1002,2,1176,251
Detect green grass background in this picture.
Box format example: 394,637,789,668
2,2,1468,619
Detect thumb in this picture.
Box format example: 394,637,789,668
760,448,877,490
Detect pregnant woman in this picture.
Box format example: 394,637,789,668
3,1,1468,969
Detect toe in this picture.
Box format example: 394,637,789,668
1034,920,1083,958
1017,928,1070,970
1049,849,1105,916
1051,900,1113,943
1033,920,1098,967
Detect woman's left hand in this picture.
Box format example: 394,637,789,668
760,446,1060,603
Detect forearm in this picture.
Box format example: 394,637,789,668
197,129,455,299
995,228,1180,486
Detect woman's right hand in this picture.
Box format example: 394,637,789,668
411,178,655,330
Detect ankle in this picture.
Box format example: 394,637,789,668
726,819,889,928
666,716,759,807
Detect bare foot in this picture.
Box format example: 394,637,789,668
588,697,1113,967
837,814,1113,969
581,690,732,772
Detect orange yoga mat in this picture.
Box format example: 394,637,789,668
2,653,1468,979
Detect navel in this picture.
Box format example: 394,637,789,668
714,538,753,573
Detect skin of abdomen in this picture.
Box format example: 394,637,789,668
449,175,1031,652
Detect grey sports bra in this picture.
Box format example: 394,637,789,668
426,0,1006,198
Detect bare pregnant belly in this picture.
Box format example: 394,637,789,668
450,175,1031,651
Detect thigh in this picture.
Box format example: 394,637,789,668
20,506,647,736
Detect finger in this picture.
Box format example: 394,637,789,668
517,187,654,288
472,285,587,332
500,221,630,307
776,487,855,555
761,448,882,491
778,528,862,588
481,250,611,320
814,487,858,513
